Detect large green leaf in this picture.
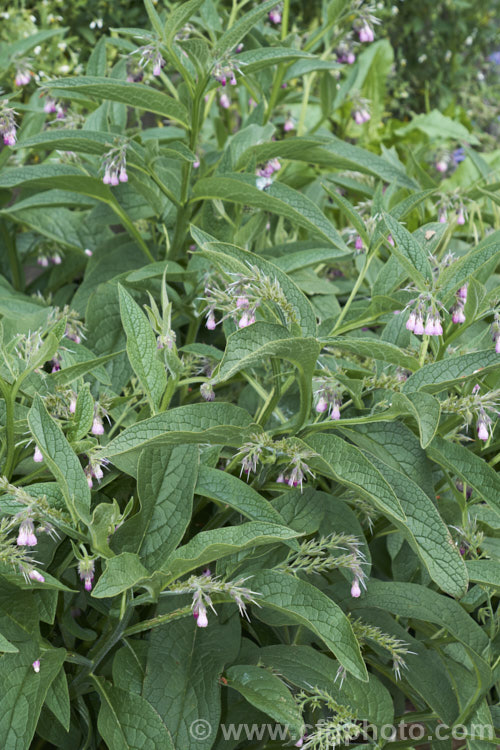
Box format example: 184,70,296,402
225,665,304,739
162,522,301,579
252,569,367,682
92,553,150,598
214,0,276,56
113,445,199,570
45,76,189,126
118,284,167,412
382,213,433,288
94,678,174,750
324,336,419,371
193,175,348,251
103,403,255,458
403,350,500,393
143,602,240,750
27,395,91,523
305,433,405,521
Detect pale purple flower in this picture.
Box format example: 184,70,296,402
496,338,500,354
406,311,416,332
316,396,329,413
355,234,364,250
15,70,31,86
284,118,294,132
456,207,466,225
457,285,468,301
33,445,43,463
276,473,285,483
69,395,77,414
52,254,62,265
330,402,341,420
119,168,128,183
92,416,104,435
436,159,448,173
29,570,45,583
414,314,425,335
32,660,40,673
236,296,249,309
84,248,93,257
78,558,95,591
196,605,208,628
452,307,466,324
239,313,250,328
84,466,93,489
17,519,37,547
351,579,361,598
43,97,57,114
200,383,215,401
219,93,230,109
269,9,282,24
38,257,49,268
193,159,200,169
388,234,395,246
477,419,489,442
206,311,216,330
358,23,374,42
346,51,356,64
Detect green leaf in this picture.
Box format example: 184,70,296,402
163,522,301,579
382,213,433,287
94,678,174,750
322,184,369,242
427,436,500,516
103,403,255,458
195,466,288,525
403,350,500,393
92,553,150,598
27,394,91,524
226,665,304,739
352,580,489,656
143,600,240,750
214,0,276,56
257,644,393,727
252,570,367,682
391,391,441,448
144,0,164,39
165,0,205,43
237,47,314,73
438,232,500,297
50,351,122,387
0,646,66,750
368,455,468,597
44,667,70,732
192,228,317,337
465,560,500,591
324,336,419,372
193,174,348,251
46,77,189,127
66,384,94,442
0,633,19,653
396,110,479,145
118,284,167,412
113,445,199,570
305,433,405,521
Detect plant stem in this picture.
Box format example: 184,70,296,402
123,605,192,636
0,377,15,480
0,220,23,292
330,253,374,334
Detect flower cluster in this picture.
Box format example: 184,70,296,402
350,617,413,680
256,158,281,190
84,457,109,488
0,102,17,146
314,376,343,420
133,42,165,77
450,284,468,325
278,532,367,591
441,384,499,442
171,572,261,628
295,687,359,750
269,5,282,25
102,144,129,186
15,66,32,86
405,300,443,336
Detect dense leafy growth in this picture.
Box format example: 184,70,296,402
0,1,499,748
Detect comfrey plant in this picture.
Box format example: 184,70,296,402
0,1,498,749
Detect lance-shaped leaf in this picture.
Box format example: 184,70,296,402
193,174,348,251
113,445,199,570
45,76,189,127
391,391,441,448
368,455,468,597
225,665,305,739
324,336,419,372
118,284,167,412
103,403,255,458
403,350,500,393
93,677,174,750
27,394,91,523
92,553,150,598
382,213,433,288
439,232,500,297
251,570,367,682
165,0,205,43
214,0,277,56
465,560,500,590
305,433,405,521
162,522,302,579
427,436,500,516
195,466,288,526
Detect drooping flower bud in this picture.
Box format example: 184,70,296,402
92,415,104,435
206,311,216,330
477,419,489,442
351,579,361,598
406,311,417,332
355,235,364,251
29,570,45,583
17,518,37,547
196,605,208,628
316,396,329,413
33,445,43,463
451,305,466,324
78,558,95,591
200,382,215,401
358,23,374,42
32,660,40,673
